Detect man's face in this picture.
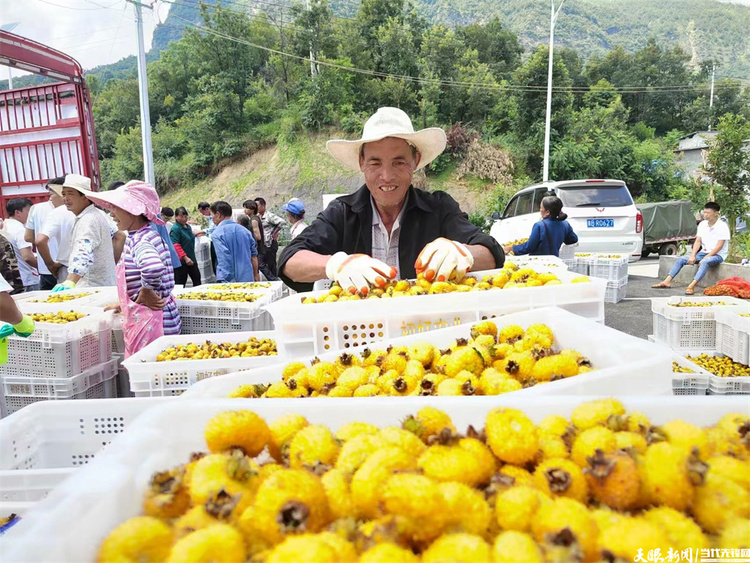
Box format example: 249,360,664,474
199,207,210,217
703,207,719,222
211,210,223,225
14,205,31,224
255,201,266,215
359,137,420,212
48,190,64,207
62,188,90,215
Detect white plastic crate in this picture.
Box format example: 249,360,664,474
504,255,568,269
715,309,750,366
123,331,284,397
4,395,747,562
267,269,606,358
184,307,673,398
679,351,750,395
12,287,117,308
174,287,273,334
0,398,166,515
590,255,629,282
200,281,285,302
651,296,750,351
110,313,125,355
1,360,118,418
604,276,628,304
0,304,113,379
671,355,710,396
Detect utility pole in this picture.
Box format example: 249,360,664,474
305,0,317,77
708,61,716,132
126,0,155,186
542,0,566,183
1,23,20,89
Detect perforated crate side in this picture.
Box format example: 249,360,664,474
652,314,718,350
178,315,266,334
672,387,707,396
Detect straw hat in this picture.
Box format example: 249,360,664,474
85,180,164,225
326,107,447,172
56,174,92,196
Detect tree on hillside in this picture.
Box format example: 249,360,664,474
457,17,523,82
700,113,750,237
291,0,338,67
356,0,425,71
92,78,141,158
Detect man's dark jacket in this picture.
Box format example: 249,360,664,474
279,185,505,292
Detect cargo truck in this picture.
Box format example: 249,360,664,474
636,200,697,258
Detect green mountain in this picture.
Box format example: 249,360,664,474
419,0,750,80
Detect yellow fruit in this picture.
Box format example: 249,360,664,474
537,432,570,461
97,516,172,563
708,455,750,490
539,415,573,438
173,504,222,539
335,421,379,442
643,506,708,552
375,427,427,459
444,346,485,377
353,383,380,396
501,351,536,382
497,465,534,487
531,498,598,563
584,450,640,510
614,431,648,454
486,408,539,465
335,433,380,475
719,518,750,550
403,407,455,442
381,473,446,543
495,485,547,533
306,361,338,390
418,445,489,488
691,472,750,534
142,466,190,519
532,458,588,503
641,442,703,512
597,516,668,563
288,425,340,470
321,468,354,520
661,419,709,457
268,414,309,463
571,426,617,467
439,481,492,536
457,438,498,485
421,533,492,563
265,534,337,563
570,399,625,431
204,410,270,457
189,452,258,518
531,354,580,381
359,543,420,563
408,342,437,367
493,531,544,563
351,447,417,519
239,469,330,546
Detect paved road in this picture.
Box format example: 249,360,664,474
603,257,688,341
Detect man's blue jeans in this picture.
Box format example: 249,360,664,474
669,251,724,282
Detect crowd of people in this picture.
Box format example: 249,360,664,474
0,106,731,356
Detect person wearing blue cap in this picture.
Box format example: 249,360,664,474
283,198,308,240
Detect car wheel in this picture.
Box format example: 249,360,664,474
641,249,651,259
659,243,678,256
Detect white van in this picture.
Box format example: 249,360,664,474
489,179,643,262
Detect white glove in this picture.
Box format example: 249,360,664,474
325,252,397,295
415,237,474,282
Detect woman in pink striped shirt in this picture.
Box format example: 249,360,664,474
89,181,180,356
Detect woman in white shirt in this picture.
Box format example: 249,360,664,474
282,198,308,240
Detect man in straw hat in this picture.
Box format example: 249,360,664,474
279,107,504,293
52,174,117,290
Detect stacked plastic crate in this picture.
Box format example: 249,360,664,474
650,296,750,395
194,238,215,285
588,254,629,303
0,303,116,418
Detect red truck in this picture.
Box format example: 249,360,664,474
0,30,99,217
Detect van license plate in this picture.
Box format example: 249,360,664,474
587,219,614,228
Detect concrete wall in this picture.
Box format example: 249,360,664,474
658,256,750,287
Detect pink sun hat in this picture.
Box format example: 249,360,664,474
86,180,164,225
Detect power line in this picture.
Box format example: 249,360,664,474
34,0,122,10
167,12,739,95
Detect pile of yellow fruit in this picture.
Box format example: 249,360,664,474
29,311,86,324
503,238,529,255
156,337,278,361
204,283,272,291
303,266,589,303
741,313,750,318
668,301,730,308
672,361,696,374
30,292,94,303
685,354,750,377
97,400,750,563
178,292,262,303
228,321,592,399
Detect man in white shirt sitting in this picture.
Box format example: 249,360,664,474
4,198,40,291
24,177,66,290
653,201,730,295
